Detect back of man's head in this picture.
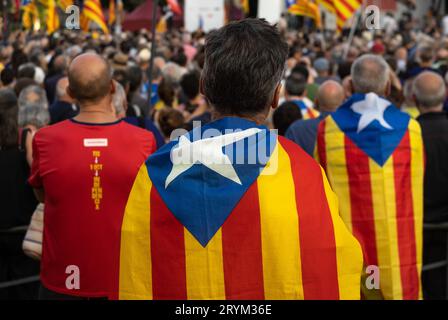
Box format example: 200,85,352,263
316,80,345,112
180,71,200,101
18,85,48,110
413,71,446,111
202,19,288,117
351,54,390,96
68,53,112,105
285,73,307,97
56,77,70,101
418,46,434,65
127,65,143,93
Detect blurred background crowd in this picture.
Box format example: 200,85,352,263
1,0,448,300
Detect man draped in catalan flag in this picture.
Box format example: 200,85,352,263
116,19,363,300
316,55,424,300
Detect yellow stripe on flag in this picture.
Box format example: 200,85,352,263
257,143,304,299
320,167,363,300
368,157,402,300
408,120,424,300
184,229,226,299
119,164,153,300
323,117,353,233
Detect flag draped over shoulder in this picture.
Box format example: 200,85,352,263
117,117,363,300
316,93,424,300
317,0,362,30
292,99,320,120
82,0,108,33
287,0,322,28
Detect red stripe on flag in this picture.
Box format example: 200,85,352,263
222,182,264,300
393,131,419,300
306,109,317,119
339,0,356,13
279,137,340,299
150,187,187,299
317,121,327,172
345,137,379,266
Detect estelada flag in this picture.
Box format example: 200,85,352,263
291,99,320,120
316,93,424,300
117,117,363,300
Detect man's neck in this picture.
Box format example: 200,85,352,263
287,95,305,101
74,101,117,124
419,106,444,115
213,112,267,126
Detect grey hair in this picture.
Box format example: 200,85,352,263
413,72,446,109
18,85,49,110
56,78,68,99
112,81,126,116
18,103,50,129
351,54,390,95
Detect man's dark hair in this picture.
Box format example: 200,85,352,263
180,71,200,101
113,69,129,89
285,73,307,96
1,67,14,86
17,64,36,79
0,88,19,148
273,101,303,136
127,65,143,93
202,19,288,116
291,64,309,81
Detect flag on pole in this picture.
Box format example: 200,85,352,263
287,0,322,28
241,0,249,14
108,0,115,26
316,93,424,300
57,0,73,9
21,0,40,31
82,0,108,33
317,0,362,30
116,117,363,300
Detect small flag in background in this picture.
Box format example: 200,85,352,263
82,0,108,33
317,0,362,30
288,0,322,28
316,93,424,300
108,0,116,26
167,0,182,16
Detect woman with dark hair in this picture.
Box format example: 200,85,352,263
0,88,39,299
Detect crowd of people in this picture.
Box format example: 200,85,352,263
1,8,448,300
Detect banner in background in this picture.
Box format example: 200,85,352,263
185,0,225,32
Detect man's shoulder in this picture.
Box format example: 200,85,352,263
278,136,320,171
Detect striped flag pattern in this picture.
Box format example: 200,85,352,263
316,93,424,300
292,100,320,120
117,118,363,300
317,0,362,30
287,0,322,28
82,0,108,33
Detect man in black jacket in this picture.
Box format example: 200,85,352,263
415,71,448,299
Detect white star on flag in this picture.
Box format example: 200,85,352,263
351,93,393,133
165,128,262,188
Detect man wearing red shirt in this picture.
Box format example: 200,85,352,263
29,53,156,299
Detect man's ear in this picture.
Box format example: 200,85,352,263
385,80,391,98
271,83,282,110
66,86,75,100
110,80,116,95
199,76,205,96
349,79,354,95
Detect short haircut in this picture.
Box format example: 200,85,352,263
180,71,200,101
18,103,50,129
18,85,49,110
202,19,288,116
1,67,14,86
351,54,390,95
285,73,307,96
68,55,112,103
273,101,303,136
291,64,309,81
158,107,185,139
17,63,36,79
413,72,446,109
418,46,434,63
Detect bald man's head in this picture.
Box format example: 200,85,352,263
413,71,446,112
316,80,345,112
67,53,113,105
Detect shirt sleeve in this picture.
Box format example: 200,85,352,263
28,134,43,188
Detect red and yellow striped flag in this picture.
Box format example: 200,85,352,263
288,0,322,28
316,93,424,300
116,118,363,300
108,0,116,26
82,0,108,33
317,0,362,30
45,0,59,34
21,0,40,31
